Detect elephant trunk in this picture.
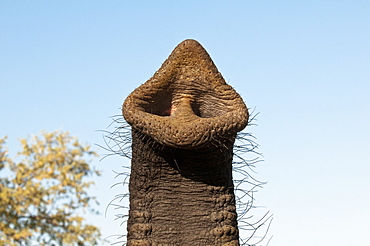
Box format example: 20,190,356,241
123,39,249,246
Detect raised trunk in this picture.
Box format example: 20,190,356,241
123,39,249,246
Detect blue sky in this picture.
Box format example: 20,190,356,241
1,1,369,245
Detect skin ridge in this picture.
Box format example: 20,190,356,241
103,39,270,245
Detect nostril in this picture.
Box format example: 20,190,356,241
139,89,174,116
190,100,230,118
160,104,177,116
160,108,171,116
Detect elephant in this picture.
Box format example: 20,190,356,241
120,39,253,245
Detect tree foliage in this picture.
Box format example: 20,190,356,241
0,131,101,246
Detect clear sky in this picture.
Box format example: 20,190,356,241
1,1,369,245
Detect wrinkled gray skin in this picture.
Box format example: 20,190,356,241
122,39,249,246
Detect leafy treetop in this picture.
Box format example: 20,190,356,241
0,131,102,246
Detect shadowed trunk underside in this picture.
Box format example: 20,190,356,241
123,39,249,246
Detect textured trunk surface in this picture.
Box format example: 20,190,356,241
122,39,249,246
127,130,239,245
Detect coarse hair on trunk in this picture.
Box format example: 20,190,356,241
100,39,272,246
